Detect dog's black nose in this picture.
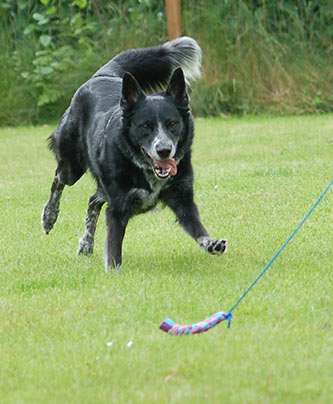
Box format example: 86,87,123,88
156,144,172,159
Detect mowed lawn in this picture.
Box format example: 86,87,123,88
0,115,332,403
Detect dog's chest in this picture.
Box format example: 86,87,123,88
135,176,166,212
136,189,159,212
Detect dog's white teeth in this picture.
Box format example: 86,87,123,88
154,167,171,179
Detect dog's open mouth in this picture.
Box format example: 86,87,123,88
142,148,177,179
152,157,177,179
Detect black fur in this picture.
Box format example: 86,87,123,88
42,37,226,269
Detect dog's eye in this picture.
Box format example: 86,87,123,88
167,120,178,129
140,122,153,130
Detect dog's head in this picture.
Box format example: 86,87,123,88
120,68,192,180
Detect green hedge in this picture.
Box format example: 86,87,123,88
1,0,332,125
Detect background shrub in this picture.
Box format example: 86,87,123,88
1,0,332,125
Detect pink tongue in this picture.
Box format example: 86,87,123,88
152,158,177,176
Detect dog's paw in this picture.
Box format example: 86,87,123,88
198,236,227,255
41,205,58,235
78,238,94,256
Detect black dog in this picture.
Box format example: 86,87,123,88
42,37,226,269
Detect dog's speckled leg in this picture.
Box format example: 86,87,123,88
41,174,65,234
78,193,105,255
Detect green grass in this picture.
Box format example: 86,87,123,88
0,115,332,403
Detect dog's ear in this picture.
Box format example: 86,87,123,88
121,72,145,110
165,68,189,107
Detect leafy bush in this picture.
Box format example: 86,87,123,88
0,0,332,125
184,0,333,116
0,0,166,125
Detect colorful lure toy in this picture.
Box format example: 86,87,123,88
160,311,231,335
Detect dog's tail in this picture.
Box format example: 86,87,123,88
93,37,202,91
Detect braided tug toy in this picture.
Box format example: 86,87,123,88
160,181,332,335
160,311,231,335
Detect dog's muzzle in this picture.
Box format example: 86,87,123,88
141,147,177,180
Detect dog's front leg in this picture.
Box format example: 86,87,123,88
165,197,227,256
105,208,128,270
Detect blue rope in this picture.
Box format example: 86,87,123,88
226,180,332,326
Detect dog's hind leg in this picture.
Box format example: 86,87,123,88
78,192,105,255
41,171,65,234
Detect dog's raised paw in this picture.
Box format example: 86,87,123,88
198,236,227,255
41,206,58,234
